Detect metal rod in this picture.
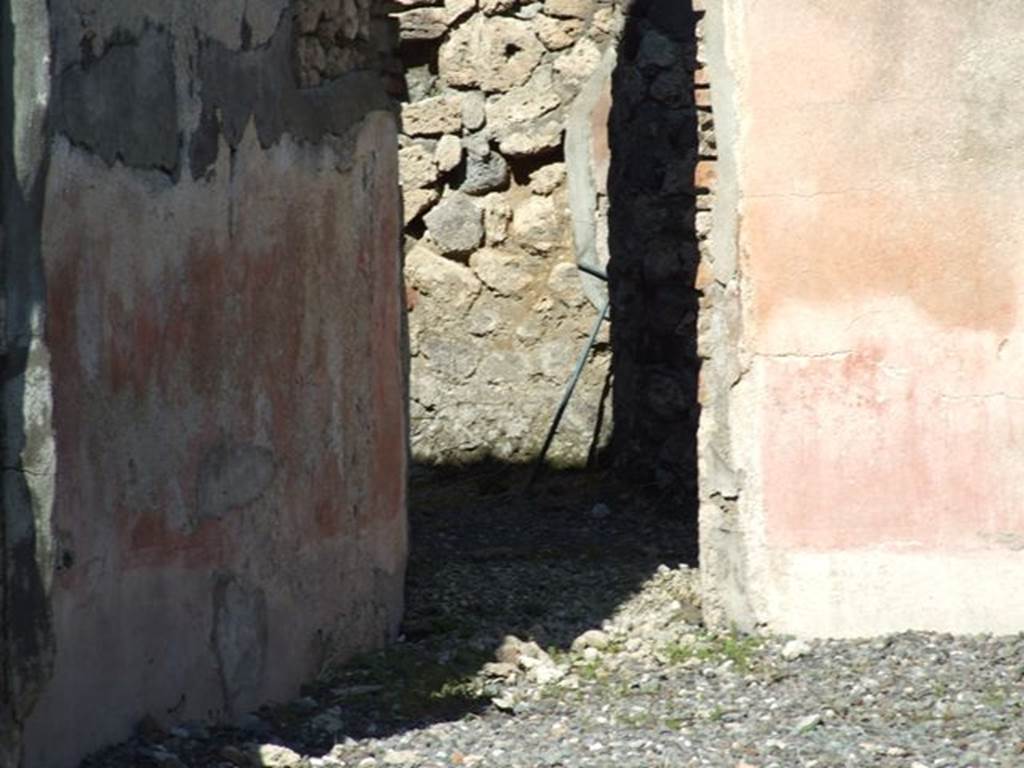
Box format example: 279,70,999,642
577,263,609,281
529,298,611,487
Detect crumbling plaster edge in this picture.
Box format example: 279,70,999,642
2,1,58,763
696,0,771,633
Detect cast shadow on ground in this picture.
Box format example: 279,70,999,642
243,0,705,753
81,461,698,765
80,1,704,763
298,460,699,756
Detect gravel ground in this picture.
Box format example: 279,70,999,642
86,467,1024,768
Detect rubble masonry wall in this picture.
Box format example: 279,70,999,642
398,0,710,495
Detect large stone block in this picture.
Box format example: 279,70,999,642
402,95,463,136
400,143,440,189
438,16,544,92
461,142,510,195
424,192,485,256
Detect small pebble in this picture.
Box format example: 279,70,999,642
793,713,822,733
782,639,811,661
382,749,421,765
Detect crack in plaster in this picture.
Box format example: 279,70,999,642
752,350,853,360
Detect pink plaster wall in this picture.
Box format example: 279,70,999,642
742,0,1024,553
22,117,406,766
705,0,1024,634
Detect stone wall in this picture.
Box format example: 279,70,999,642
699,0,1024,637
397,0,706,486
397,0,624,466
1,2,407,765
606,0,708,496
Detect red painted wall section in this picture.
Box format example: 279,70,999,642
23,114,406,766
735,1,1024,556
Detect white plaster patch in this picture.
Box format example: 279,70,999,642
45,135,232,319
765,548,1024,638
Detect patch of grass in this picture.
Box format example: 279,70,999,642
323,644,492,723
969,717,1009,733
576,660,601,681
547,646,572,665
717,633,760,671
662,641,697,665
659,631,761,672
431,677,479,702
606,638,627,654
982,687,1007,710
619,710,656,728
